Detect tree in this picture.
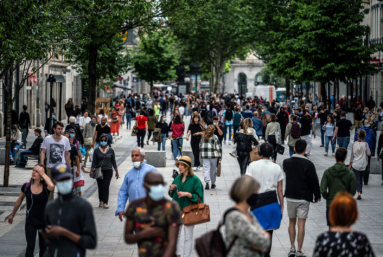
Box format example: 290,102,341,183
260,65,285,88
0,0,61,186
132,29,179,95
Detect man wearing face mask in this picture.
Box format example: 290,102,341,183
115,148,157,222
124,172,182,257
42,163,97,256
44,111,57,135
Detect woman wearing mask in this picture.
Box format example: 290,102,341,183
265,114,281,162
90,134,119,209
200,104,207,125
125,103,134,130
110,103,121,136
348,129,370,200
170,114,185,163
10,125,22,162
83,116,97,167
8,164,54,257
225,176,270,257
322,115,336,156
65,116,84,147
199,125,222,190
147,109,157,145
186,115,203,171
155,115,169,151
135,110,148,148
285,115,301,157
169,156,204,257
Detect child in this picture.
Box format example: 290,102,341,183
72,157,90,196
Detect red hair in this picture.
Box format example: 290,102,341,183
329,192,358,227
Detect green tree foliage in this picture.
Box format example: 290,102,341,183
260,65,285,88
132,30,179,96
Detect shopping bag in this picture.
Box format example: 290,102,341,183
276,144,285,155
217,162,221,177
89,148,94,162
275,130,282,145
249,146,261,162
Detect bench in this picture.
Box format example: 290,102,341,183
145,150,166,167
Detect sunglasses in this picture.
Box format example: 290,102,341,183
100,140,107,142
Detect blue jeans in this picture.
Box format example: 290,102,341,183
289,146,295,157
126,113,132,129
233,125,240,137
158,133,167,151
19,150,34,163
223,125,232,141
11,144,20,160
170,103,173,112
171,138,183,160
337,137,350,149
320,124,325,145
325,136,335,153
352,168,364,193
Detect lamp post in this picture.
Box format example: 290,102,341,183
47,74,56,134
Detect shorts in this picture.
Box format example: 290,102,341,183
287,200,310,219
326,207,332,227
72,187,82,194
355,120,363,128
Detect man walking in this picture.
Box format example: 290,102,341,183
283,140,320,257
353,103,363,130
318,106,330,147
320,148,356,228
334,111,353,149
299,110,315,155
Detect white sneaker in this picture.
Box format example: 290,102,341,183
324,152,328,156
197,166,201,170
228,141,232,145
193,167,197,171
223,140,226,145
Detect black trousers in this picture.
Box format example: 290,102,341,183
237,150,250,175
268,135,278,161
136,128,146,148
363,155,371,184
280,126,286,144
25,223,46,257
262,126,266,140
147,129,154,141
190,137,201,167
264,230,273,257
96,169,113,204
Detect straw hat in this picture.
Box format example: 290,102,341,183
176,156,192,168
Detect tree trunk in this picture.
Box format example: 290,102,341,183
336,79,340,106
321,82,327,105
285,77,290,102
306,82,310,102
4,68,13,187
210,62,215,93
150,81,154,97
87,44,98,115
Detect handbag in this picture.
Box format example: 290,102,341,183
112,116,119,122
275,129,282,145
131,125,138,136
213,137,221,158
276,144,285,155
250,146,261,162
181,196,210,226
217,162,221,177
92,150,107,179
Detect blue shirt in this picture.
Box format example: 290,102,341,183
115,162,157,215
233,113,242,126
322,122,335,137
242,110,253,119
252,117,263,135
222,110,233,126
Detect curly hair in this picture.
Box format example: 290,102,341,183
201,125,215,141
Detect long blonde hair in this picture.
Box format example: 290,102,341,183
242,118,252,135
202,125,215,141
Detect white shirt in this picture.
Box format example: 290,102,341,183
41,135,71,168
179,106,185,115
73,164,84,183
245,159,284,193
11,132,23,145
79,116,91,128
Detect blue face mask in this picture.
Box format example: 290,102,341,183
70,133,75,138
163,118,166,122
100,141,108,146
52,115,56,119
56,179,73,195
12,130,16,133
147,184,165,201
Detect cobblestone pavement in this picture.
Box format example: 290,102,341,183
0,113,383,257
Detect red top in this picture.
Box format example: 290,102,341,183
171,123,185,138
136,115,148,129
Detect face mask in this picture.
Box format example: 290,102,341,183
163,118,166,121
213,122,218,126
52,115,56,119
12,130,16,133
91,120,96,126
246,193,258,206
133,161,141,169
56,179,73,195
147,184,165,201
100,141,108,146
101,122,106,125
70,133,75,138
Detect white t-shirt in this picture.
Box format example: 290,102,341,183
80,116,91,128
41,135,71,168
245,159,284,193
179,106,185,115
73,164,84,183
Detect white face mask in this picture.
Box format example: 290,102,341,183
132,162,141,169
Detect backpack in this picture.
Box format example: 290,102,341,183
205,111,214,124
261,112,271,127
225,109,233,121
291,122,301,139
195,208,238,257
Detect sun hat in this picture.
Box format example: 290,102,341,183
176,156,192,168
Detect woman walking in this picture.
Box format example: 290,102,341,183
10,125,22,162
186,115,203,170
65,98,73,123
8,164,54,257
83,116,97,167
285,115,301,157
110,103,121,136
233,121,258,175
276,106,288,144
199,125,222,190
169,156,204,257
90,134,119,209
265,114,281,162
348,129,370,200
125,103,134,130
146,109,157,145
170,114,185,162
134,110,148,148
119,99,125,127
322,115,336,156
155,115,169,151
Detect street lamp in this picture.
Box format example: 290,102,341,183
47,74,56,134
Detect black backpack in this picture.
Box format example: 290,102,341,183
205,111,214,125
225,109,233,121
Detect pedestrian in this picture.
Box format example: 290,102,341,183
353,103,364,131
8,164,54,257
125,103,134,130
160,96,168,116
283,140,321,257
299,110,315,156
169,156,204,257
124,172,182,257
10,125,22,162
348,129,370,200
40,121,71,200
285,115,301,157
90,134,119,209
313,192,375,256
65,116,84,147
74,107,82,125
119,99,125,126
91,116,111,149
334,111,353,149
71,154,89,196
224,176,270,257
200,125,222,190
44,111,57,135
19,105,31,137
63,130,80,174
83,116,97,167
261,105,271,139
265,114,281,162
233,120,259,175
320,147,356,228
233,108,242,137
153,101,160,120
42,163,97,256
81,97,88,115
147,108,157,145
134,110,149,148
79,110,91,134
311,105,318,136
65,98,74,123
277,106,288,144
367,113,378,136
170,114,185,162
377,132,383,185
252,111,263,139
97,109,108,124
186,115,203,170
155,115,169,151
213,116,224,145
318,105,330,147
322,114,336,156
242,105,253,119
110,103,121,136
16,129,43,167
245,143,284,257
354,120,376,185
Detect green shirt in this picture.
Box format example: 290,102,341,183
169,174,204,210
154,105,160,116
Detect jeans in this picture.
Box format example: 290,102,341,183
126,113,132,129
170,103,173,112
233,125,240,137
11,143,20,160
18,150,34,163
289,146,295,157
157,133,167,151
136,128,146,148
171,138,183,160
96,169,113,204
190,137,201,167
268,135,278,161
25,222,46,257
122,112,125,123
337,136,350,149
203,158,218,184
364,155,371,184
320,124,325,145
237,150,250,175
176,225,195,257
325,136,335,153
352,168,364,193
223,125,232,141
84,145,91,165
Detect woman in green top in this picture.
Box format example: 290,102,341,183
147,109,157,145
154,101,161,120
169,156,204,257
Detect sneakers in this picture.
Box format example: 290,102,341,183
99,201,103,208
193,167,198,171
296,251,306,257
229,152,238,158
228,141,232,145
103,203,109,209
205,183,210,190
324,152,328,156
288,248,296,257
211,184,216,189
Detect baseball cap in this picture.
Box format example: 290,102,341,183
51,163,73,181
68,128,76,134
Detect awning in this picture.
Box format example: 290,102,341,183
47,74,66,83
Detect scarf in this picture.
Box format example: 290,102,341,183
99,146,109,154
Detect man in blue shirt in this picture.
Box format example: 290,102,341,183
116,148,157,221
252,112,263,138
242,105,253,119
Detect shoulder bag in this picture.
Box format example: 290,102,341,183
181,196,210,226
92,150,107,179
